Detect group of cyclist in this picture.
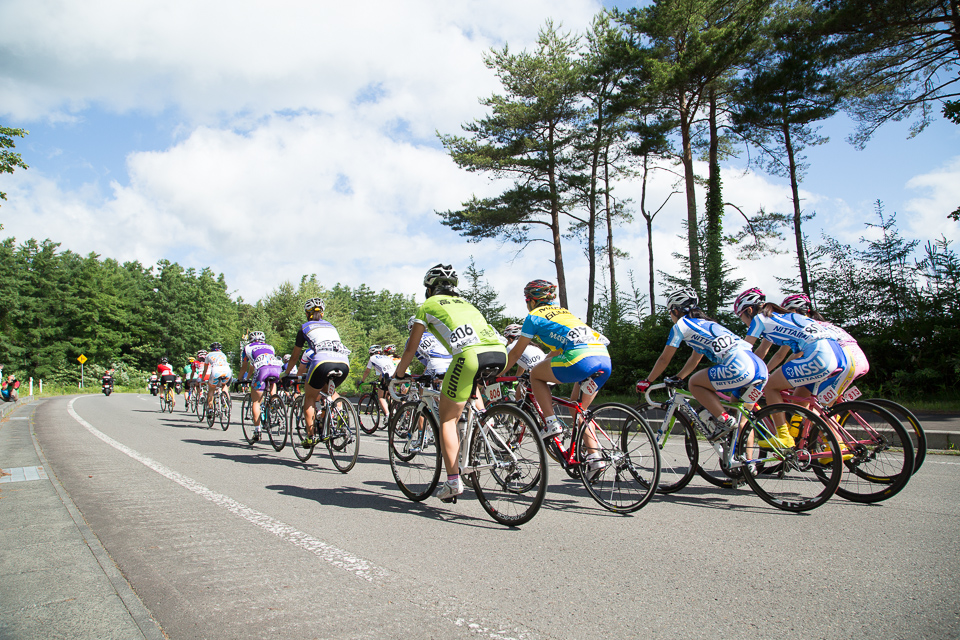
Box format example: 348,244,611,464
146,260,867,507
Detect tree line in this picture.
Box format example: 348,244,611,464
437,0,959,323
0,220,955,400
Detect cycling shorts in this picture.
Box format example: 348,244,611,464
708,349,768,397
208,369,232,385
549,347,612,389
781,340,846,391
253,365,283,391
377,373,391,392
306,361,350,392
443,346,508,403
160,374,177,387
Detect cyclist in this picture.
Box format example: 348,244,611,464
182,358,197,409
406,315,453,384
502,279,611,479
201,342,234,418
237,331,284,442
394,264,507,501
502,323,546,401
734,287,847,447
360,344,397,418
157,357,177,409
282,298,351,447
781,293,868,403
635,288,768,439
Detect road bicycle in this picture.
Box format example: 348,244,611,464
205,382,232,430
638,379,843,512
185,380,200,413
779,387,915,504
493,374,661,514
239,378,288,451
158,383,175,413
194,387,207,422
387,367,548,527
358,380,404,435
288,384,361,472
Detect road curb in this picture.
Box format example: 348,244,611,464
29,400,167,640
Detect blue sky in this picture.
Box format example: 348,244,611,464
1,0,957,319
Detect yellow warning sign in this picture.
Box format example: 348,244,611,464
77,354,87,364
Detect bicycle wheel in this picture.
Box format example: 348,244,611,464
358,393,381,435
469,403,547,527
158,390,167,412
240,394,255,444
739,404,841,512
829,400,915,503
580,403,660,513
389,401,442,501
166,390,175,413
867,397,926,474
633,402,697,493
196,391,206,421
266,395,288,452
220,393,231,430
289,397,315,462
325,397,360,473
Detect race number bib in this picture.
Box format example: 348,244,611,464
484,383,502,402
839,386,862,402
817,387,838,405
253,354,273,369
448,324,480,351
566,326,590,346
742,385,763,404
581,377,599,397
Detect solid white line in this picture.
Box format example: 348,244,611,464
67,397,389,583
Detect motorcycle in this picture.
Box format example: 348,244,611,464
148,375,160,396
101,376,114,396
174,376,183,394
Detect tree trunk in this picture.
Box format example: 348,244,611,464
641,155,656,316
704,86,723,316
782,117,810,294
603,146,617,315
586,107,602,325
548,123,568,308
679,93,702,294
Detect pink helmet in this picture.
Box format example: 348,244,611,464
782,293,813,314
733,288,765,316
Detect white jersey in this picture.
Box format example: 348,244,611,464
508,341,546,372
366,354,397,378
414,332,453,376
205,350,233,378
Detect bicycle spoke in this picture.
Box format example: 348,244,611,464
326,397,360,473
388,402,441,501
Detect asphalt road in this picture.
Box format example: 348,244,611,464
32,393,960,640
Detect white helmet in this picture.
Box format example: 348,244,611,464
248,331,266,343
303,298,325,315
503,323,522,339
665,288,698,313
369,344,381,355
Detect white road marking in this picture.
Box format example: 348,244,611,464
67,397,389,582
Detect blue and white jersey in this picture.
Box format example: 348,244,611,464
295,320,350,364
666,317,752,364
414,332,452,375
508,341,546,371
366,354,397,377
746,312,840,354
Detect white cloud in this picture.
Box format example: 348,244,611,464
903,155,960,244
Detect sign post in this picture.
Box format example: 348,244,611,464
78,354,87,388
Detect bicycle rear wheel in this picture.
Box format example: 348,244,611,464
358,393,380,435
289,397,315,462
867,397,926,474
219,393,231,430
159,391,167,412
240,394,256,444
389,402,442,501
469,403,547,527
166,390,175,413
325,397,360,473
196,392,207,422
633,402,697,493
581,403,660,513
266,395,288,452
829,400,914,503
740,404,841,512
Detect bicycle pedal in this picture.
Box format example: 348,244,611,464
440,496,458,504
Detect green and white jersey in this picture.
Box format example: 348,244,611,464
414,295,502,355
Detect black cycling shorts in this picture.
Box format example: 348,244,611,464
160,375,177,387
307,362,351,391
